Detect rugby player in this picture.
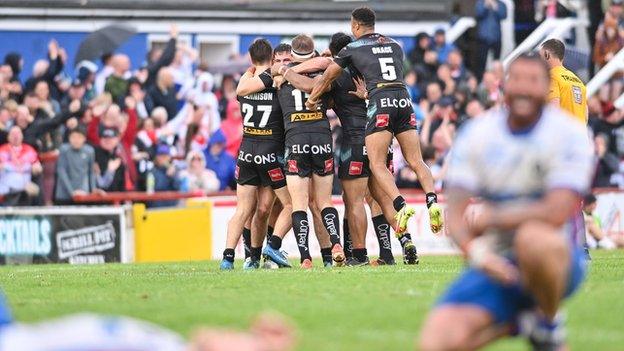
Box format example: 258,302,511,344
220,39,293,270
272,34,345,268
307,7,443,238
419,53,593,351
287,32,417,265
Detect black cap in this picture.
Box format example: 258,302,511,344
439,96,454,107
71,78,83,87
99,127,119,138
434,28,446,35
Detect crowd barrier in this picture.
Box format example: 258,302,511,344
1,190,623,264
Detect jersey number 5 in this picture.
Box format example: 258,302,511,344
378,57,397,81
242,103,272,128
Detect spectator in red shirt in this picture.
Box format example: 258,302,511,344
0,126,43,205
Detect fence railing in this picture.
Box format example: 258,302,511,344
587,47,624,100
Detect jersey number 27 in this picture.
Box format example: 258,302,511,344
242,103,272,128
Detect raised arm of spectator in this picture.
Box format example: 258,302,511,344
30,100,83,139
122,97,139,148
475,0,488,19
147,25,178,83
42,40,63,83
495,0,507,20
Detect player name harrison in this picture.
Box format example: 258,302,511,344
244,92,274,100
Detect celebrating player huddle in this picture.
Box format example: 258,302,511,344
220,7,443,270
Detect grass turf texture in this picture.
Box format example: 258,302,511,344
1,251,623,351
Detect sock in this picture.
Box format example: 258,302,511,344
251,246,262,261
372,215,394,260
393,196,406,212
266,225,274,242
269,235,282,250
343,218,353,258
242,227,252,259
223,248,235,263
352,248,368,261
292,211,311,262
321,247,332,264
321,207,341,247
425,192,437,208
397,232,412,248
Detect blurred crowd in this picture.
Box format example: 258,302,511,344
1,0,624,207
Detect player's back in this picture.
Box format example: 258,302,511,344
549,66,587,124
237,69,284,142
278,66,330,136
334,33,405,96
331,67,367,144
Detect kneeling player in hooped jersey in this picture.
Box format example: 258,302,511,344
220,39,293,270
307,7,443,239
272,34,345,268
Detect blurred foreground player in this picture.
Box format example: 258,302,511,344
419,53,593,351
307,7,443,237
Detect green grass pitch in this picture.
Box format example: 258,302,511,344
1,251,623,350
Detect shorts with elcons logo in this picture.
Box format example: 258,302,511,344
284,132,334,178
366,87,417,136
338,143,394,179
235,138,286,189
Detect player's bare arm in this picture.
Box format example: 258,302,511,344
306,62,343,110
236,67,267,96
290,57,332,74
282,70,321,94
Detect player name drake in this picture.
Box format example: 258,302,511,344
244,92,274,101
372,46,393,54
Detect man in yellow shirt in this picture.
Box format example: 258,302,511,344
540,38,588,124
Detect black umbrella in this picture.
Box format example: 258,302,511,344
74,23,137,66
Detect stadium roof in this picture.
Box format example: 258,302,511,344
0,0,455,21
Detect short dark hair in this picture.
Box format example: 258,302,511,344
329,32,353,57
291,34,314,55
584,193,597,205
248,38,273,65
352,7,375,27
510,52,550,78
273,43,291,56
541,39,565,60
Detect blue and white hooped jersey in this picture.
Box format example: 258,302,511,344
446,105,594,251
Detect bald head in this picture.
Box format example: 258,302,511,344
157,67,174,89
112,54,130,75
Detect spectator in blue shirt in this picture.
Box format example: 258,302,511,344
147,143,180,208
475,0,507,79
203,129,236,191
432,29,456,64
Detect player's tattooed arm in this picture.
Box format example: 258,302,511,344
306,62,343,110
282,69,319,93
290,57,333,74
236,66,266,96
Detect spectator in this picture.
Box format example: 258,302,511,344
0,126,42,205
104,54,130,104
432,29,456,64
94,127,127,192
203,129,235,191
74,60,98,102
408,32,431,67
54,126,97,205
148,67,178,121
475,0,507,79
144,25,178,90
420,96,456,148
24,40,64,97
95,53,114,95
476,71,503,108
593,14,624,102
592,133,619,188
180,150,220,195
2,52,23,101
17,98,81,152
147,143,180,208
447,50,468,84
221,99,243,158
590,103,624,157
34,80,61,117
583,193,622,249
189,72,221,133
